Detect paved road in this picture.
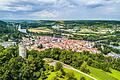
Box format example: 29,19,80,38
44,58,97,80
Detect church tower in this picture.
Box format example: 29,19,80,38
19,43,26,58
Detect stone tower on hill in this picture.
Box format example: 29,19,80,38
19,43,26,58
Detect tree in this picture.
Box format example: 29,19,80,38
55,62,63,71
80,62,90,74
52,75,59,80
80,77,86,80
56,71,63,78
49,66,54,72
0,45,4,52
40,72,47,79
65,72,76,80
37,44,43,49
2,36,8,41
50,48,61,60
87,58,93,66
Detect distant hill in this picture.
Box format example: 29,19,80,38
0,20,7,33
0,20,7,27
3,20,120,29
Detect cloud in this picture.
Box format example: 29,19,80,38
0,0,120,20
86,4,104,8
0,5,32,11
28,10,58,18
0,0,33,11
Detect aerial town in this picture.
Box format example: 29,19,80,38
22,36,99,53
0,0,120,79
0,19,120,80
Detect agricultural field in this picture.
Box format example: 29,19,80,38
28,27,53,33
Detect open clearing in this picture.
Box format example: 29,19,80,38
28,27,53,33
89,66,120,80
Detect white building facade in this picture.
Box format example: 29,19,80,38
19,43,26,58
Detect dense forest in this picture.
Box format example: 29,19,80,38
35,48,120,72
0,46,84,80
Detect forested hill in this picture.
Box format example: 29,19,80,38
0,20,16,34
0,20,7,27
3,20,120,28
0,20,25,41
0,20,7,33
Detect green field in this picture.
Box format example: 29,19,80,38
46,67,120,80
107,69,120,80
46,68,93,80
89,66,120,80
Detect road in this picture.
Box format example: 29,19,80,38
43,58,97,80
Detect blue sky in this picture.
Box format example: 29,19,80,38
0,0,120,20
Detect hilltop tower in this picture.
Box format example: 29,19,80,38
19,43,26,58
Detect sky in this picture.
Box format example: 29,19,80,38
0,0,120,20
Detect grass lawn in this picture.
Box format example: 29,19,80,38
64,68,93,80
88,66,119,80
47,68,93,80
107,69,120,80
